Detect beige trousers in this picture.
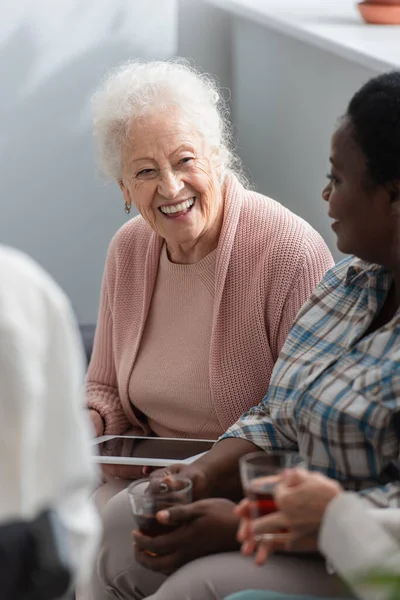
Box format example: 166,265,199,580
76,478,134,600
85,485,349,600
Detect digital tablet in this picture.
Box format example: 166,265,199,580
90,435,215,467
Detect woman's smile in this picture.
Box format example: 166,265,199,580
158,196,196,218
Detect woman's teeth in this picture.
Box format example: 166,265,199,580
159,197,195,215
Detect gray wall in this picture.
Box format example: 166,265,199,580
231,17,378,262
178,0,233,96
0,0,177,323
178,3,381,262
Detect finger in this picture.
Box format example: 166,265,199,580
132,521,193,556
168,463,186,474
132,530,161,554
234,499,251,518
250,512,288,536
134,544,181,575
273,469,304,500
149,467,172,482
255,539,283,565
149,464,185,480
237,517,252,542
132,530,180,557
281,467,308,487
240,538,257,556
255,541,271,566
142,465,156,476
157,502,199,526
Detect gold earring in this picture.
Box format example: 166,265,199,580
124,202,131,215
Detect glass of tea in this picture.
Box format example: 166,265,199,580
239,451,303,542
127,476,193,537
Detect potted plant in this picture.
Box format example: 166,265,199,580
355,568,400,600
357,0,400,24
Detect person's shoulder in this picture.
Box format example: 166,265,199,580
107,215,153,259
308,256,357,299
111,215,152,246
0,245,66,302
241,189,332,268
292,256,356,324
322,255,359,284
242,189,325,244
0,245,70,326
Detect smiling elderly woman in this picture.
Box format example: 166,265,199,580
84,59,333,597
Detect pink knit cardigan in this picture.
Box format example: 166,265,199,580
87,175,334,436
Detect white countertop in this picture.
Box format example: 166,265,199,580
206,0,400,71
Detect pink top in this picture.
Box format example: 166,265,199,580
129,244,220,439
86,174,334,436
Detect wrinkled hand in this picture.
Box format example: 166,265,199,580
133,498,239,575
89,411,143,479
235,469,342,566
89,409,104,437
274,468,342,534
150,463,210,500
102,463,146,480
101,463,158,480
236,506,319,565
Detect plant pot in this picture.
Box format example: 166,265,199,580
358,1,400,24
362,0,400,4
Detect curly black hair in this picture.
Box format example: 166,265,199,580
346,71,400,186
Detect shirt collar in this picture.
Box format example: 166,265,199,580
344,259,391,289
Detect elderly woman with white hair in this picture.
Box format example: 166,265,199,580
84,59,333,598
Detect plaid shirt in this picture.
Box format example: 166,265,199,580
221,257,400,507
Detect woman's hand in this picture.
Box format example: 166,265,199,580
235,469,343,565
273,468,343,534
88,419,158,481
133,498,239,575
88,409,104,437
151,438,258,501
150,463,211,500
101,463,146,480
102,460,210,496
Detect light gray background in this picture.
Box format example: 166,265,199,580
0,0,177,323
229,15,378,263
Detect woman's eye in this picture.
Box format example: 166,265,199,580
136,169,155,178
326,173,339,185
179,157,194,165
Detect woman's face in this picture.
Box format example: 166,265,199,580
322,121,395,264
119,108,223,250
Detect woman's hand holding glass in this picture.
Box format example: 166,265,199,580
235,468,343,565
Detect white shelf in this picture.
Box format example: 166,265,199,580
206,0,400,71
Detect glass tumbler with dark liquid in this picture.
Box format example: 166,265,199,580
240,451,303,542
128,476,193,537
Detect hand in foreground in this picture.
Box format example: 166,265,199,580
133,498,239,575
235,469,342,565
275,468,342,533
150,463,210,500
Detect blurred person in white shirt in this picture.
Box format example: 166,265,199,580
0,244,100,588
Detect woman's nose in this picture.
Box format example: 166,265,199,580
158,170,184,199
322,183,331,202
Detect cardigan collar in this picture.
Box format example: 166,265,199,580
122,174,244,433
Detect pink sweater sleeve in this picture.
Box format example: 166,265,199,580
275,229,334,356
86,254,131,436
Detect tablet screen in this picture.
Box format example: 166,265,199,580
95,436,214,461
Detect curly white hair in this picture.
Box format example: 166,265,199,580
91,58,244,182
